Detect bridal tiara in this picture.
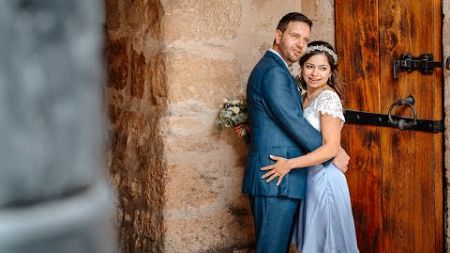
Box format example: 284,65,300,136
304,45,338,64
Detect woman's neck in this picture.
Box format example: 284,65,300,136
306,85,328,98
303,85,331,108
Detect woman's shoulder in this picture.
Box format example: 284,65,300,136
315,89,342,107
315,88,345,121
317,88,340,100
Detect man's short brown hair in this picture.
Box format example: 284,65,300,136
276,12,313,32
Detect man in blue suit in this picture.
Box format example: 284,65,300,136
242,12,349,253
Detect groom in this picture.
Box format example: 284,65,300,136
242,12,349,253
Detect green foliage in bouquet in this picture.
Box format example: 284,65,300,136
215,97,250,143
215,97,248,128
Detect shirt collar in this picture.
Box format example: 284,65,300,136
269,48,290,69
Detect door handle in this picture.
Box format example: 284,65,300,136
387,95,417,130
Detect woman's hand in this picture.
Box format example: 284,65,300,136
261,155,293,186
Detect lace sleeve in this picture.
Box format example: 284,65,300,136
315,90,345,122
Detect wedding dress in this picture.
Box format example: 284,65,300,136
295,89,359,253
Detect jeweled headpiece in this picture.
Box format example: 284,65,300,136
304,45,338,64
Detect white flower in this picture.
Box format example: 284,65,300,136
230,106,240,114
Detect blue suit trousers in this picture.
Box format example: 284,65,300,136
250,196,301,253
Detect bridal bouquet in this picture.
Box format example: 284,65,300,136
215,97,250,143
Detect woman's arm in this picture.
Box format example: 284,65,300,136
261,113,342,186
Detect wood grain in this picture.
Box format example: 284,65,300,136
335,0,443,252
336,1,382,252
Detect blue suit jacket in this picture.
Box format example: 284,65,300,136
242,51,331,199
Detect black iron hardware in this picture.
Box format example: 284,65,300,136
387,95,417,130
344,110,443,133
447,56,450,70
344,96,443,133
393,53,445,79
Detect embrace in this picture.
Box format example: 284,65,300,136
242,12,359,253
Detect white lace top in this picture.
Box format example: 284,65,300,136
303,90,345,132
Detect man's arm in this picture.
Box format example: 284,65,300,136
260,67,331,166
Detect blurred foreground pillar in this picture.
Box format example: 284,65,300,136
0,1,117,252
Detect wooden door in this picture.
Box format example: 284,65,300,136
335,0,443,252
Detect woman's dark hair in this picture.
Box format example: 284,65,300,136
276,12,313,32
298,40,344,98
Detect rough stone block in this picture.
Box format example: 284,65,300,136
302,0,333,20
106,36,129,90
166,164,219,210
166,51,241,106
163,0,241,41
122,0,163,39
164,210,253,253
130,49,145,99
302,0,335,43
147,50,168,105
250,1,301,32
105,0,121,31
107,108,166,253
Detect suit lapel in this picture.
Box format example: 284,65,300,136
265,51,304,111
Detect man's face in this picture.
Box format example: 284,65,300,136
274,21,311,65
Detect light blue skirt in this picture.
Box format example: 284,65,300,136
294,163,359,253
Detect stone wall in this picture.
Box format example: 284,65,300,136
302,0,335,44
105,0,167,252
105,0,304,252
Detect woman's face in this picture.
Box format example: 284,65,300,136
301,53,331,90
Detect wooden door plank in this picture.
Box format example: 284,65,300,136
434,133,444,253
380,130,437,252
379,0,442,119
432,2,444,250
335,1,382,252
430,4,443,251
378,0,443,252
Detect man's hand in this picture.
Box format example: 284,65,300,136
261,155,293,186
233,123,250,137
332,147,350,173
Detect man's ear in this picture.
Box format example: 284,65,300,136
275,29,283,45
